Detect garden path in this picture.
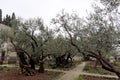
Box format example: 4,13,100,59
57,62,87,80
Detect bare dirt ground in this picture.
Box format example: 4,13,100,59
0,70,60,80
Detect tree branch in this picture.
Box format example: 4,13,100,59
63,23,85,56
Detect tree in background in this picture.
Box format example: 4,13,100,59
0,9,16,26
12,12,16,20
2,12,16,27
45,34,74,67
0,9,2,23
2,14,11,26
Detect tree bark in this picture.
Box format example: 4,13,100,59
93,59,99,68
88,51,120,79
65,53,73,65
38,61,44,73
38,50,45,73
1,50,5,64
11,40,35,76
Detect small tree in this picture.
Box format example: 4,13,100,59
12,12,16,20
0,9,2,23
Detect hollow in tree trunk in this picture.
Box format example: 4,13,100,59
11,40,35,76
1,50,5,64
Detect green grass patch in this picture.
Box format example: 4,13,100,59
75,76,84,80
112,62,120,67
48,78,54,80
79,75,117,80
0,66,17,71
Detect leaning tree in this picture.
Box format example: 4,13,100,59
52,4,120,78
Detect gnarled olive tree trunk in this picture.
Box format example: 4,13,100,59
88,51,120,78
11,40,35,76
38,50,45,73
64,25,120,78
55,52,73,67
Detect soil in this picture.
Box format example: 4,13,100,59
0,70,60,80
82,75,117,80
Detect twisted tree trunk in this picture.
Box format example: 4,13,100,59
1,50,5,64
38,50,45,73
65,53,73,65
63,21,120,78
11,40,35,76
88,51,120,79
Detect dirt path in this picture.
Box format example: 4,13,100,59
57,62,87,80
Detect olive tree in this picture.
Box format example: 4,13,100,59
15,18,53,73
45,34,77,67
52,7,120,78
0,18,53,75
